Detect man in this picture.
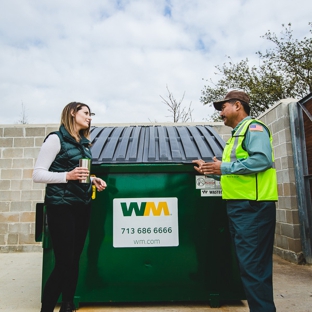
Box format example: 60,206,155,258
193,90,277,312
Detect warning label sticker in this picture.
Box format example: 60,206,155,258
195,176,222,197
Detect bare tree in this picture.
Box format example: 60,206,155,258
160,85,193,122
17,102,29,124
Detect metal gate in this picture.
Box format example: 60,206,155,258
290,92,312,263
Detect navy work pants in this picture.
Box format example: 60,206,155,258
227,200,276,312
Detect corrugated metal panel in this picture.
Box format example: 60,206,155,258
90,125,225,164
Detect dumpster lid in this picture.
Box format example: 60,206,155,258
90,125,225,164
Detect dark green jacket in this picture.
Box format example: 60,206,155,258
44,125,92,206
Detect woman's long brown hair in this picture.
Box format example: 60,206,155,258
61,102,92,141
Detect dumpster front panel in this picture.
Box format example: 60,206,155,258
74,166,244,303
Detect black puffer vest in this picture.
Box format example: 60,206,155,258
44,125,92,206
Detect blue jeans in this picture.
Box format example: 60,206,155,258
227,200,276,312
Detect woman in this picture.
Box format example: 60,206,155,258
33,102,106,312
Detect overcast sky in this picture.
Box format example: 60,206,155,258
0,0,311,125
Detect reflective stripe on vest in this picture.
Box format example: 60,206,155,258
221,119,278,201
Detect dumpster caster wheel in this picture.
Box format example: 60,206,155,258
209,294,220,308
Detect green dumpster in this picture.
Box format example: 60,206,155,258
39,125,245,308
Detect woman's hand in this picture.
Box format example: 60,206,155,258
66,167,90,181
92,177,107,191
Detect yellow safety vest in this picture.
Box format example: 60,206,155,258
221,119,278,201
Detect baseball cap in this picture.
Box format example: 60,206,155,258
213,90,250,111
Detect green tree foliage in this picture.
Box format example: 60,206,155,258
201,23,312,120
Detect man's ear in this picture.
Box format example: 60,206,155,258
234,100,241,111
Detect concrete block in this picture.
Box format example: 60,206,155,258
283,182,297,196
281,155,294,170
22,169,33,179
20,212,36,223
273,246,305,264
0,235,5,245
0,159,12,169
272,117,290,134
7,234,18,245
30,201,39,211
277,197,286,210
13,138,34,148
280,196,298,210
0,138,13,147
11,223,30,235
21,190,43,201
275,233,289,249
272,132,279,145
285,142,293,156
263,109,277,125
35,137,45,147
281,223,301,239
10,201,32,212
281,169,296,183
11,180,33,191
2,148,23,158
25,127,46,137
0,180,10,191
275,143,291,158
277,183,283,197
19,233,36,244
285,209,300,225
287,238,302,253
279,128,292,144
24,147,41,158
0,202,10,212
276,171,284,184
283,250,305,264
0,223,9,234
1,169,22,180
290,196,298,210
275,158,282,171
0,212,19,222
276,209,286,223
32,182,45,190
275,222,281,235
12,158,34,169
0,244,41,252
4,127,24,137
46,126,58,133
0,190,21,201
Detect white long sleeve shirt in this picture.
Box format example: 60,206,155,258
32,134,68,184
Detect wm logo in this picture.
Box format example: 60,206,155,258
121,202,170,217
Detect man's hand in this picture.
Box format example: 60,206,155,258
192,156,222,175
192,159,205,174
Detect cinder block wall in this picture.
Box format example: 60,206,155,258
0,107,304,263
258,99,302,263
0,125,58,252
